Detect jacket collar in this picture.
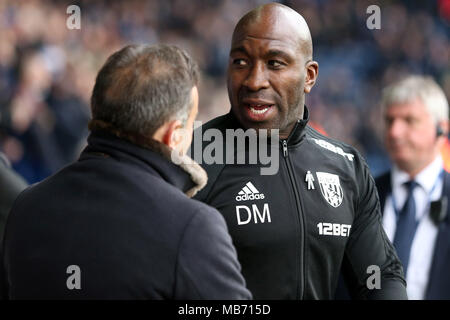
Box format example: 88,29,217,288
81,120,207,198
227,105,310,145
285,106,309,145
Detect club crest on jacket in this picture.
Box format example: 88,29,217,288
316,172,343,208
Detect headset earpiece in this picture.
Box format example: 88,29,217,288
436,125,444,138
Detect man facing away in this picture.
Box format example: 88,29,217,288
1,44,251,300
191,3,407,299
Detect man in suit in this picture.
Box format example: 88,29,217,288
376,75,450,299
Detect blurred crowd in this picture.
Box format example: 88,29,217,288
0,0,449,182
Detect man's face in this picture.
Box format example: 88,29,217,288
384,98,440,174
227,19,311,138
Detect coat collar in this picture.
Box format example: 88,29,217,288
285,106,310,145
82,120,207,198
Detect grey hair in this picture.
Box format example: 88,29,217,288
91,44,199,136
381,75,449,123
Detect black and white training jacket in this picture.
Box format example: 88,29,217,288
191,106,407,300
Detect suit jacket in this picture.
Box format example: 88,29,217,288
375,170,450,299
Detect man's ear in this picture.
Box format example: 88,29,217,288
437,120,449,139
304,60,319,94
162,119,183,149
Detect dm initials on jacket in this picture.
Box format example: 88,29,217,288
202,135,359,299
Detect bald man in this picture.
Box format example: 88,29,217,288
191,3,407,300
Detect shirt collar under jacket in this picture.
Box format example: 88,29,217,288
391,155,444,196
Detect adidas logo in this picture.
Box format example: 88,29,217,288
235,182,265,202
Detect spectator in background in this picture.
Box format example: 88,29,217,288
1,44,251,300
338,75,450,299
0,49,90,183
379,76,450,299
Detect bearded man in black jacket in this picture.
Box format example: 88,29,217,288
1,44,251,300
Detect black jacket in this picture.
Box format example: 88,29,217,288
0,154,27,247
2,128,251,299
0,153,27,298
191,108,407,300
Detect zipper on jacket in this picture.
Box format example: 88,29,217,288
282,140,288,157
281,139,306,299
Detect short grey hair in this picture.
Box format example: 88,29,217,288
91,44,199,136
381,75,449,123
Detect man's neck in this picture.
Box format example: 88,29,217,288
279,122,297,140
280,109,305,140
400,154,442,179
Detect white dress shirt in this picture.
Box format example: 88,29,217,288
382,156,444,300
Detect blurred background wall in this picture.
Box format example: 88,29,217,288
0,0,448,183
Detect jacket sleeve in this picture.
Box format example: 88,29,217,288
341,153,408,300
174,205,252,300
